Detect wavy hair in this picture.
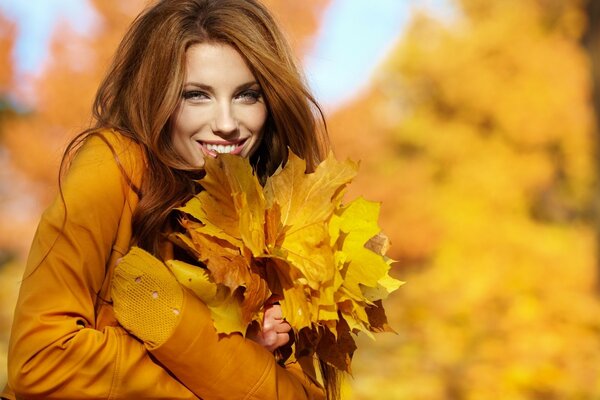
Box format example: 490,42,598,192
88,0,329,250
62,0,338,398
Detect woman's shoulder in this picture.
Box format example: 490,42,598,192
53,128,145,222
74,128,146,184
85,128,144,162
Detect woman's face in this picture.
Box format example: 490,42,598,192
171,43,268,168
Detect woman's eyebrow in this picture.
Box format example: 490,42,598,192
236,81,261,90
183,81,260,91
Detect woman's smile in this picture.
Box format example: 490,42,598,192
171,43,268,168
197,138,248,156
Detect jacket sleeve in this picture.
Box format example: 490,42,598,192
6,132,197,399
148,289,326,400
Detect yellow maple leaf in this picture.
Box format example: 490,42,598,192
264,152,357,229
166,259,246,334
166,259,219,304
334,198,396,299
178,155,265,254
279,222,335,290
206,293,246,334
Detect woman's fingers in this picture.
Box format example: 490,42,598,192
264,303,283,319
262,304,283,330
247,303,291,352
273,320,291,333
262,330,277,346
264,305,290,351
264,331,289,352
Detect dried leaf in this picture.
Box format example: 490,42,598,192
167,259,244,334
335,198,392,296
207,289,246,334
187,230,250,292
267,257,313,329
281,223,335,289
316,318,356,374
166,259,217,303
265,202,284,248
240,263,271,325
366,300,396,334
264,152,357,229
365,232,391,256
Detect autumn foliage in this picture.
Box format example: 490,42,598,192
2,0,600,398
327,0,600,398
158,152,401,372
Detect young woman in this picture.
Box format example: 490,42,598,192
2,0,340,398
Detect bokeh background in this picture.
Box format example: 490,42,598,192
2,0,600,398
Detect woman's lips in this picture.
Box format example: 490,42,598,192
198,138,247,157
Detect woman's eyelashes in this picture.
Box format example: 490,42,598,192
182,90,210,102
181,89,263,104
236,89,262,104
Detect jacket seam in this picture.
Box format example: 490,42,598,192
243,360,273,400
107,330,122,400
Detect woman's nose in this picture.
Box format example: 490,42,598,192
212,102,238,135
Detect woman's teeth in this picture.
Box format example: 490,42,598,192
205,143,237,154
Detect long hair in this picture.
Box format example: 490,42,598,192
88,0,329,251
64,0,337,397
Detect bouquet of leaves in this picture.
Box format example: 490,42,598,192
166,152,402,372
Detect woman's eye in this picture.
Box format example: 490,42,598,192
236,90,262,104
182,90,210,101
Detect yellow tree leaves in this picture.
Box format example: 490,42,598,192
166,259,244,334
264,152,357,291
337,0,599,398
168,152,402,372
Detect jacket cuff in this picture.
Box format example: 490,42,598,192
148,287,216,353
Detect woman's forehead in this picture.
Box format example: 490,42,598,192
184,43,257,87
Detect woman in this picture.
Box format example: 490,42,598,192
2,0,340,398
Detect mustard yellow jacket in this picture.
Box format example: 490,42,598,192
1,130,324,400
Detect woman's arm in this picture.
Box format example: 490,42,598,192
113,247,326,400
6,132,197,399
152,290,326,400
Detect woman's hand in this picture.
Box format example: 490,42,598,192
247,302,291,352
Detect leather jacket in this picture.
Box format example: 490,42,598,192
1,130,323,400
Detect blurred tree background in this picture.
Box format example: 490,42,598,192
1,0,600,398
